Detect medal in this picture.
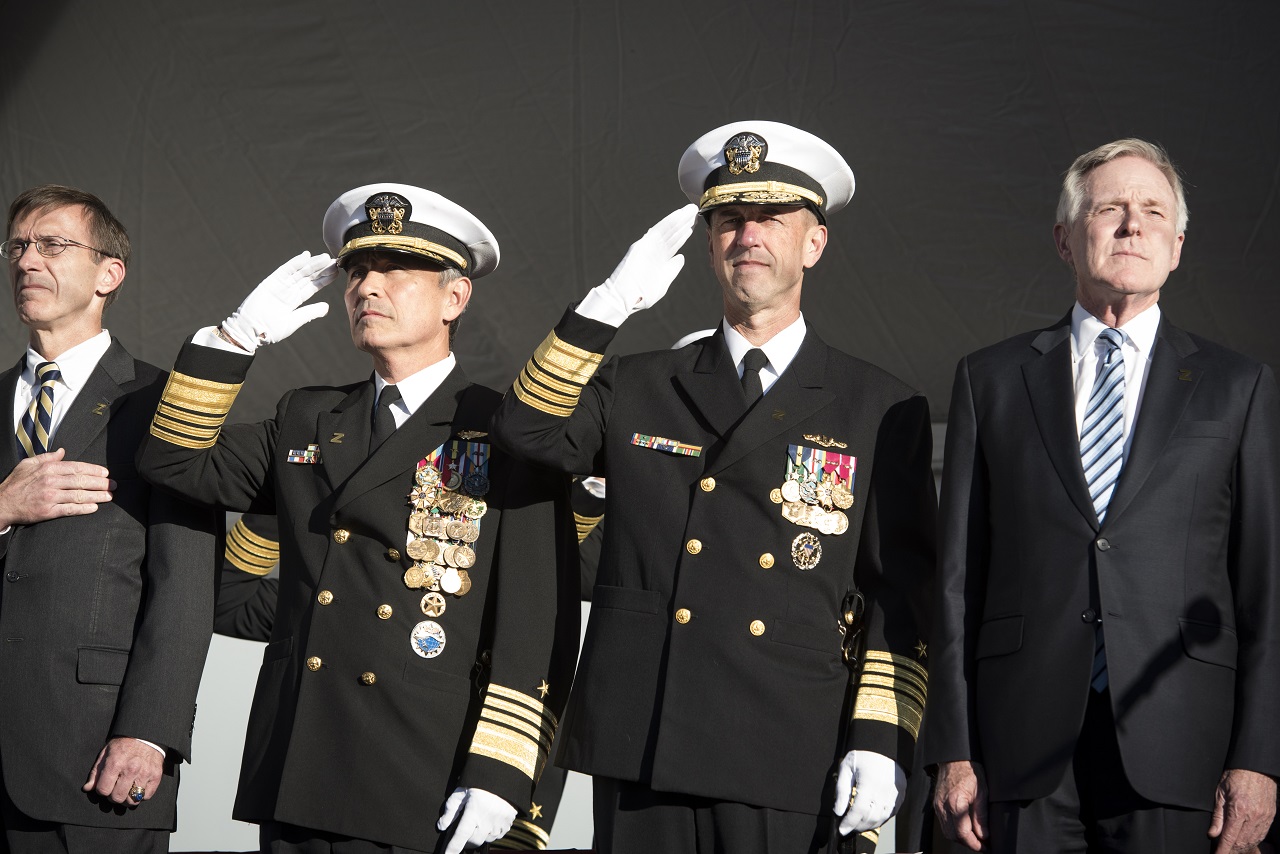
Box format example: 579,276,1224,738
832,484,854,509
453,545,476,569
832,510,849,535
443,544,458,567
415,466,441,487
423,517,448,538
404,565,427,589
460,521,480,543
466,498,487,519
769,488,783,504
792,532,822,570
456,569,472,596
410,620,446,658
464,472,490,496
440,567,463,594
421,592,446,617
409,511,429,535
407,538,440,562
781,479,801,503
445,520,468,541
817,511,838,536
443,470,463,491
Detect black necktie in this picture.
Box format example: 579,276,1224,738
741,348,768,407
370,384,402,454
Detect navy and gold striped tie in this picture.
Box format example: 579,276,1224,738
1080,328,1125,692
17,361,62,457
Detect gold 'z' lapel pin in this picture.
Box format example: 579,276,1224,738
92,402,109,416
330,432,345,444
1177,369,1193,382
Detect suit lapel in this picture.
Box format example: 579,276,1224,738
673,331,746,440
0,357,22,476
704,330,835,478
1103,320,1200,524
50,339,133,462
332,366,470,513
316,381,375,493
1022,319,1100,528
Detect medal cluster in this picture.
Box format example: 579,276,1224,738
771,470,853,536
404,452,489,605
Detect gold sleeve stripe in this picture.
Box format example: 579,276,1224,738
859,672,926,710
533,332,602,383
860,829,879,845
574,512,603,543
149,371,242,448
854,649,927,740
470,720,544,781
494,820,550,850
225,520,279,575
513,374,575,418
865,649,929,676
484,695,557,739
853,686,924,740
521,358,585,397
520,363,582,407
486,684,558,725
481,709,553,753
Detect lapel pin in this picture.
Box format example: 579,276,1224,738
330,432,345,444
1177,369,1193,382
92,402,109,416
772,409,786,421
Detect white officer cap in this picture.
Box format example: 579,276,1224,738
322,183,500,278
677,121,855,221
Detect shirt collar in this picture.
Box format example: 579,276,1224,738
721,312,807,376
373,353,457,417
1071,301,1161,362
25,330,112,393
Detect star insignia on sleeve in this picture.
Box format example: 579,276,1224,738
529,802,543,820
537,680,550,698
915,640,928,660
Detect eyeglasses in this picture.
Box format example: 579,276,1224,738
0,236,118,261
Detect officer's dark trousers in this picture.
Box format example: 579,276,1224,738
983,688,1214,854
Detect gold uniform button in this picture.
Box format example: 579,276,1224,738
386,547,401,561
750,620,766,636
675,608,692,624
700,477,716,492
686,539,702,555
377,604,393,620
333,528,350,544
759,553,775,569
306,656,322,671
317,590,334,605
360,671,377,685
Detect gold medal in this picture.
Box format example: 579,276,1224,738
817,510,837,535
782,501,806,525
423,517,448,538
404,566,426,589
407,538,440,562
453,545,476,569
421,591,446,617
443,544,458,567
832,485,854,509
445,520,468,541
443,471,463,491
832,510,849,535
769,488,783,504
814,480,834,508
781,479,801,503
416,466,441,487
456,569,472,596
466,498,487,519
791,532,822,570
409,511,429,535
460,522,480,544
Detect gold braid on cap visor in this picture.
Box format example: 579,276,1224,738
339,235,469,270
699,180,824,211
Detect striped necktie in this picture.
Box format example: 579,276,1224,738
17,361,62,457
1080,327,1125,692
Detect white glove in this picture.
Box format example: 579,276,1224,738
436,786,517,853
833,749,907,835
220,251,338,351
575,204,699,327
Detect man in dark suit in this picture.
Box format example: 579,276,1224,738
928,139,1280,852
0,185,215,852
489,121,936,853
137,183,578,854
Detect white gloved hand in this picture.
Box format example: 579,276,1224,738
575,204,699,327
833,749,907,835
220,251,338,351
437,786,517,853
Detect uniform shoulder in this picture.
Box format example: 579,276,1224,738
823,346,922,401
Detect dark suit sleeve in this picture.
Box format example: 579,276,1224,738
1224,364,1280,775
923,356,989,767
109,474,217,761
846,392,937,770
572,478,605,599
137,341,281,513
489,305,620,476
214,513,279,642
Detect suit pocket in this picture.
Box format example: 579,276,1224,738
592,585,661,615
262,637,293,663
1172,420,1230,439
1179,619,1238,668
400,663,473,697
76,647,129,686
975,615,1024,659
771,619,841,656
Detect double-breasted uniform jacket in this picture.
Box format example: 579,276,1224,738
136,341,579,850
925,313,1280,809
0,339,216,829
489,307,937,816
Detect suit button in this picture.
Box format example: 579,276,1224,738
377,604,393,620
1096,538,1111,551
5,572,18,582
686,539,702,555
1081,609,1097,623
360,672,377,685
759,553,775,569
675,608,691,624
700,477,716,492
306,656,322,671
386,548,401,561
333,529,350,544
317,590,334,605
749,620,766,636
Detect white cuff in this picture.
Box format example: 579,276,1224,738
575,287,630,328
135,738,167,758
192,326,248,353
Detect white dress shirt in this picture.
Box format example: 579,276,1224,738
722,313,807,395
11,330,112,439
372,354,457,426
1070,301,1162,461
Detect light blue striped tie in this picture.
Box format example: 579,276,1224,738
17,361,62,458
1081,328,1124,692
